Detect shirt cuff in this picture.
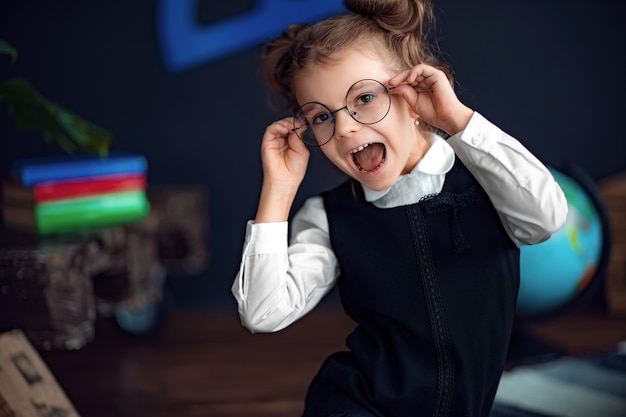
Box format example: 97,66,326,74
448,111,500,164
245,220,288,255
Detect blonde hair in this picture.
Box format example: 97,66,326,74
261,0,451,112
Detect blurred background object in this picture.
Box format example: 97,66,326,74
1,0,624,312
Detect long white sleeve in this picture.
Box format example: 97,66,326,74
448,112,568,246
231,199,339,333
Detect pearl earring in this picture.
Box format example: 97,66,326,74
414,119,420,126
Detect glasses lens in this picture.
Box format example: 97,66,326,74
346,79,391,125
294,102,334,146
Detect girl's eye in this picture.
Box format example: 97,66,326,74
356,93,375,105
313,112,331,125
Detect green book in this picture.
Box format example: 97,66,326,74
2,191,150,235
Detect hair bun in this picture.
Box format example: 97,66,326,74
344,0,429,34
282,23,310,41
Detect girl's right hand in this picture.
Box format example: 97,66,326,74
255,117,310,223
260,117,310,189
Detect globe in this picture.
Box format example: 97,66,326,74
516,166,610,319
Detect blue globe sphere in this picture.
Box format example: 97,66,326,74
517,167,606,317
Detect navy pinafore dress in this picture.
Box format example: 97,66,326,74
303,160,520,417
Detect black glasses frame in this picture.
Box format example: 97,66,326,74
292,79,394,147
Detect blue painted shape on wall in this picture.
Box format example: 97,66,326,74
157,0,346,73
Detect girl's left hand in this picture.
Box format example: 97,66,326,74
387,64,474,136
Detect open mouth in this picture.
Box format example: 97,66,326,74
351,143,386,172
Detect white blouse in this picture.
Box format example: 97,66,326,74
231,112,568,333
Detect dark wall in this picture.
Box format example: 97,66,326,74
1,1,624,310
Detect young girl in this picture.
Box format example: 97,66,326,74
232,0,568,415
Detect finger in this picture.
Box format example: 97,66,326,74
266,119,293,139
388,64,440,91
291,119,307,136
388,65,428,86
389,83,419,108
287,126,310,154
266,119,308,154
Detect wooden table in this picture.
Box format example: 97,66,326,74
38,306,626,417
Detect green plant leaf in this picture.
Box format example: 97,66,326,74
0,40,17,62
55,106,112,155
0,77,112,156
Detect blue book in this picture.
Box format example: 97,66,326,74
11,151,148,186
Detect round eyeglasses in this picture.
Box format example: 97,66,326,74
293,79,392,146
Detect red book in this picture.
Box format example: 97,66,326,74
2,173,147,205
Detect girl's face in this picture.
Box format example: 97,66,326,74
294,48,429,191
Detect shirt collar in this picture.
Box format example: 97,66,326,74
362,133,456,204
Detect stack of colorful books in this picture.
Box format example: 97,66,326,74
1,151,150,235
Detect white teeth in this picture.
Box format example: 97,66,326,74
351,143,370,154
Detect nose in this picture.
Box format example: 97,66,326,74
332,106,360,139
